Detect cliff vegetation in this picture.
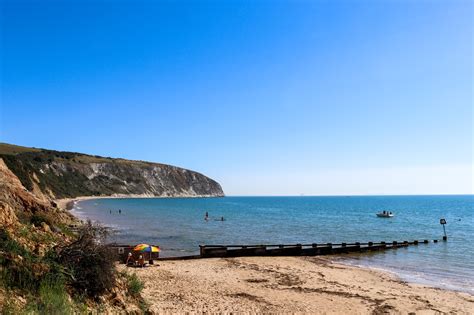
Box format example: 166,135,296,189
0,143,224,199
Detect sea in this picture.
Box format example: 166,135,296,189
72,195,474,294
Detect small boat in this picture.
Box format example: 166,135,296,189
376,211,394,218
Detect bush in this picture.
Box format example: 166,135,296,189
56,221,116,298
30,214,52,227
25,275,72,315
0,229,38,292
127,273,144,297
39,275,71,314
0,229,31,258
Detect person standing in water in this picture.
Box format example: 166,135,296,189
205,211,209,221
119,209,121,214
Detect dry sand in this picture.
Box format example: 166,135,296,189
61,197,473,313
119,256,474,314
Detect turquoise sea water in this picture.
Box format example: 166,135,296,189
73,195,473,293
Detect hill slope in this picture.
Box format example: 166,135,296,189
0,143,224,199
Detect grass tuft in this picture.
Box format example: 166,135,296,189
127,273,144,297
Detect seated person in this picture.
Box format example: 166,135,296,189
138,255,145,267
125,252,133,266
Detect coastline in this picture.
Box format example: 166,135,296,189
59,196,473,312
55,193,221,212
118,256,474,313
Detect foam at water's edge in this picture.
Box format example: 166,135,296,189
339,258,474,295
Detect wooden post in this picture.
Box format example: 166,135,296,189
295,244,302,255
440,218,447,241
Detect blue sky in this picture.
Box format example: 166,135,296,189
1,0,472,195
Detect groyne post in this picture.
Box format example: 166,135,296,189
440,218,447,241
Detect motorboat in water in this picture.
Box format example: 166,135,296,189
376,211,394,218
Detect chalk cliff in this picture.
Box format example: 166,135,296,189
0,143,224,199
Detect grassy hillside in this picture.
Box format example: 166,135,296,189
0,145,148,313
0,143,224,199
0,143,41,155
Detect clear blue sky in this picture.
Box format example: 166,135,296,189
1,0,472,195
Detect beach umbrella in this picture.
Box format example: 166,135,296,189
133,244,160,252
133,244,160,261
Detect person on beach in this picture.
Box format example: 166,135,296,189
126,252,133,266
138,255,145,267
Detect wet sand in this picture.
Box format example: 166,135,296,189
118,256,473,314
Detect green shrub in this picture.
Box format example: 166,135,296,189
0,230,29,257
0,229,38,292
55,223,75,237
39,275,72,314
57,221,116,298
127,273,144,297
30,214,52,227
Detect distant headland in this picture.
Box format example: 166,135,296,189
0,142,224,200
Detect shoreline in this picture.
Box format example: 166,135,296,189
55,193,222,211
118,256,474,313
57,195,473,305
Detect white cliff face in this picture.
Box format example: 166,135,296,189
1,150,224,199
0,145,224,199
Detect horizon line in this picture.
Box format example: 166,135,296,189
224,193,473,197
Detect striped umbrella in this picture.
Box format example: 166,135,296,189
133,243,160,252
133,244,160,262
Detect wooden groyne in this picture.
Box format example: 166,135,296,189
108,239,442,261
199,239,440,258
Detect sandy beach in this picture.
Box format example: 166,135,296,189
64,196,474,313
117,256,473,314
55,194,214,212
55,195,155,211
